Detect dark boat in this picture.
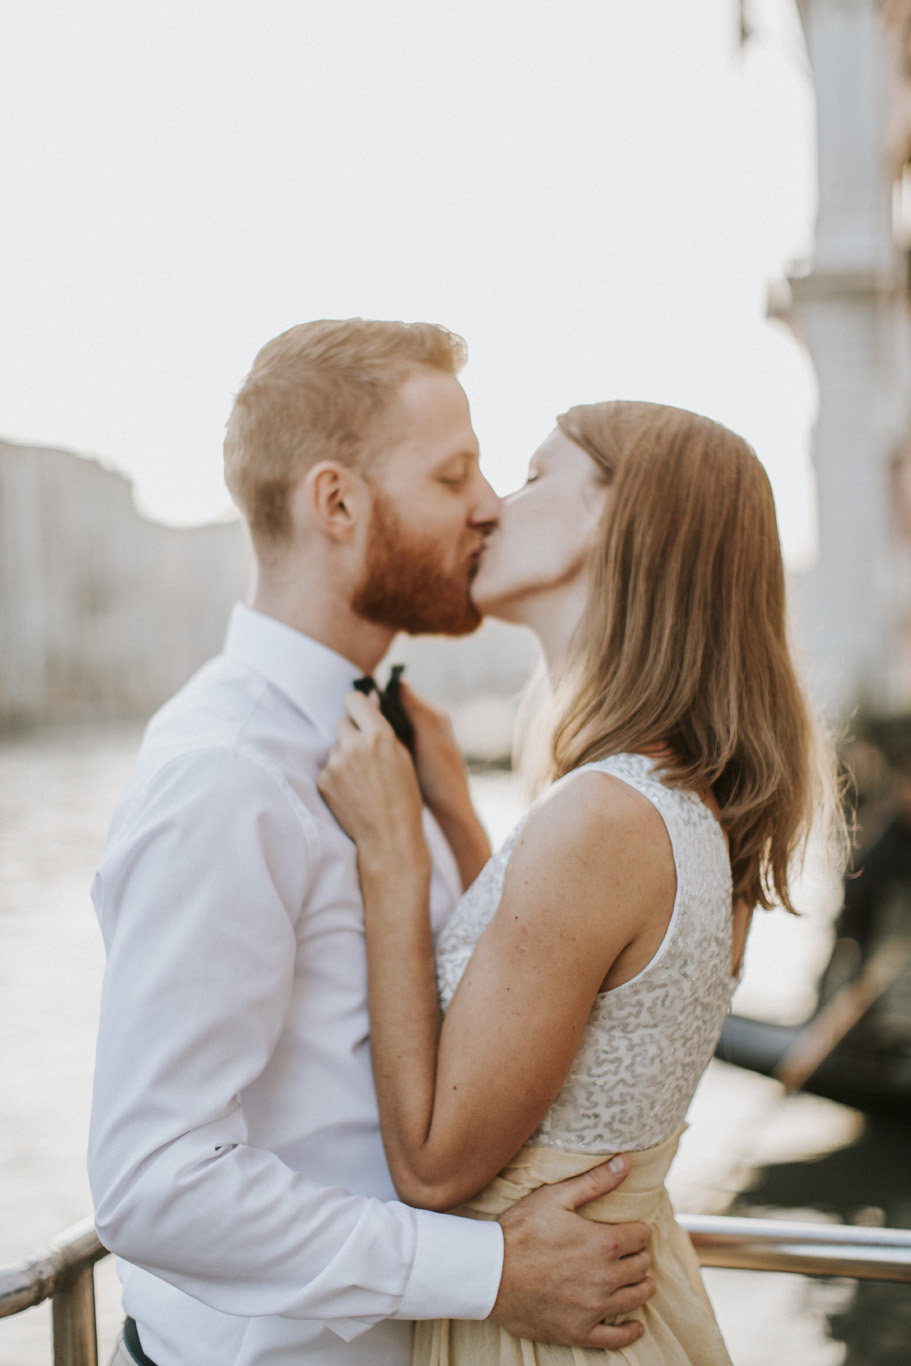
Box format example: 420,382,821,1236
715,1010,911,1116
715,731,911,1116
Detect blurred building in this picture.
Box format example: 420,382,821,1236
0,440,537,756
778,0,911,717
0,440,252,726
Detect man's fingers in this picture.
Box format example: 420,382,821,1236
554,1154,638,1212
601,1246,653,1292
493,1182,655,1348
609,1221,652,1262
599,1271,656,1317
576,1319,645,1352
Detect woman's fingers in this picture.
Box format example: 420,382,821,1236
320,688,427,853
330,694,398,764
397,680,454,739
397,678,437,721
332,715,359,743
342,688,384,729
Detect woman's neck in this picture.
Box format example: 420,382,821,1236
509,579,589,677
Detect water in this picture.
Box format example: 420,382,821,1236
0,724,136,1366
1,725,907,1365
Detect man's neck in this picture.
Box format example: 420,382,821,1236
251,577,394,675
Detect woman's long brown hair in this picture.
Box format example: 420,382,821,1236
544,400,836,912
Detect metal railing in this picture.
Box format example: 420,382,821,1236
0,1218,107,1366
2,1213,911,1366
679,1212,911,1283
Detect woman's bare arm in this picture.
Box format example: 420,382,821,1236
319,694,676,1211
399,681,491,888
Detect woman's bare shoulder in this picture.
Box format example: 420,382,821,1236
525,764,669,854
500,765,675,934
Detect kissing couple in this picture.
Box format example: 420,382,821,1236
90,319,830,1366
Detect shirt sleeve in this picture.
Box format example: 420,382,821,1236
88,746,503,1336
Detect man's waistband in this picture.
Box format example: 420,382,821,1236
123,1317,159,1366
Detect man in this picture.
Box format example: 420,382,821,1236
89,319,654,1366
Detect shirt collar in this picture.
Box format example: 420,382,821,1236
223,603,363,739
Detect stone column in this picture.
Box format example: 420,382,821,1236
788,0,911,717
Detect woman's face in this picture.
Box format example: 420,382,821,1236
471,427,611,621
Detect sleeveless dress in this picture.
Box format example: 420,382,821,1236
415,753,737,1366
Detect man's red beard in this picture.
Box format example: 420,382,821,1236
351,492,482,636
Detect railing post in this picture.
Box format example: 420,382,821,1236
51,1263,98,1366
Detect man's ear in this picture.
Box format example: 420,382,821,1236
298,461,369,544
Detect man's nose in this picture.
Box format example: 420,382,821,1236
471,472,501,527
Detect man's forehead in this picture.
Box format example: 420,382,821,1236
379,368,478,460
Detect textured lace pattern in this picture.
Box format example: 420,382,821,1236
435,753,736,1152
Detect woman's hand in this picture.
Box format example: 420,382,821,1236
318,690,430,881
398,681,491,886
320,690,444,1187
398,681,468,813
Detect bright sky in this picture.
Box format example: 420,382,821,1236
0,0,818,564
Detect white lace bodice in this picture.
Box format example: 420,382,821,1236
435,753,736,1152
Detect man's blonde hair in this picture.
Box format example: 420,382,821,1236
224,319,467,551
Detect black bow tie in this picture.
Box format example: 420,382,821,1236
353,664,416,753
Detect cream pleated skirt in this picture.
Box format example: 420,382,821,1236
413,1128,732,1366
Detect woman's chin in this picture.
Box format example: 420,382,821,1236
470,558,534,624
469,580,523,624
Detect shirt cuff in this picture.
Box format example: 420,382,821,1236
398,1208,504,1322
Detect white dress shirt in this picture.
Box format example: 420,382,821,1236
88,604,504,1366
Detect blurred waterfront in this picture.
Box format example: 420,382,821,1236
1,723,909,1366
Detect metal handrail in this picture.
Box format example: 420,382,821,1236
679,1212,911,1283
0,1218,108,1366
2,1212,910,1366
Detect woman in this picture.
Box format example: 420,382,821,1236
318,400,831,1364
